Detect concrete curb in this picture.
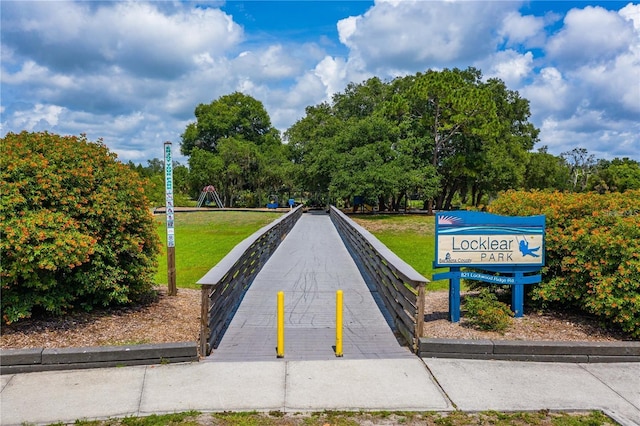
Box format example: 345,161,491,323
0,341,198,374
419,338,640,362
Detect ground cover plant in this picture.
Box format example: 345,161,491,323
1,131,160,324
489,190,640,338
154,211,283,288
464,288,514,332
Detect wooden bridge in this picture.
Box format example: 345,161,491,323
198,206,427,361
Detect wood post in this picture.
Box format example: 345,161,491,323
199,286,210,357
416,282,426,351
167,246,177,296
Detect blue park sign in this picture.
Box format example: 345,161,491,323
432,211,546,322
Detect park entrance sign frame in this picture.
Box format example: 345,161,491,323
432,211,545,322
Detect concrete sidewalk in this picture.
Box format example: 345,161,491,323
1,357,639,426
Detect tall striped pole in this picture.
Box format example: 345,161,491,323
164,141,177,296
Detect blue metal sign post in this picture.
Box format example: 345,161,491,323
433,211,545,322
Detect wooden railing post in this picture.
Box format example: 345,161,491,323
416,281,426,349
199,285,211,357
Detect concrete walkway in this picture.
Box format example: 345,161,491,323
211,211,412,361
1,358,639,425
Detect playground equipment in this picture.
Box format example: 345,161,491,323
267,194,279,209
196,185,224,208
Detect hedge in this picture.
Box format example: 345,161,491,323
1,131,161,324
488,190,640,338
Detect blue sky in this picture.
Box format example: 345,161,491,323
1,1,639,164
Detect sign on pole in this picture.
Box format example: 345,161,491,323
433,211,545,321
435,211,545,268
164,141,177,296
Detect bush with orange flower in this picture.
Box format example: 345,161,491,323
1,131,160,324
488,190,640,338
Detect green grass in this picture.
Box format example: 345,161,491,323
67,410,617,425
154,211,282,289
351,214,450,290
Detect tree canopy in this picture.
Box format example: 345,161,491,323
169,69,632,211
181,92,281,156
181,92,289,207
285,67,539,210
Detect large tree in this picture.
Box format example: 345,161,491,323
181,92,280,156
562,147,597,192
286,68,538,211
588,157,640,193
285,103,343,199
182,93,288,206
524,146,571,191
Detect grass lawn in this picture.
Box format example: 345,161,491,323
351,214,450,291
154,211,450,291
154,211,283,289
71,409,614,425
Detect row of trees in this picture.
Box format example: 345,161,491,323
286,67,538,212
134,68,640,210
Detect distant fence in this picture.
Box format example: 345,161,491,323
329,206,427,352
198,206,303,356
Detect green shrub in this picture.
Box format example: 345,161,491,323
1,131,161,324
464,288,514,332
488,190,640,338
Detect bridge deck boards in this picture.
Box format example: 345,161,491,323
209,212,413,361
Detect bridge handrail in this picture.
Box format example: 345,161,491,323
329,206,427,352
197,206,304,356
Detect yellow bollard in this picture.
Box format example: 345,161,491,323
277,291,284,358
336,290,343,357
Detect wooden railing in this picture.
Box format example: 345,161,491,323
329,206,427,352
198,206,303,356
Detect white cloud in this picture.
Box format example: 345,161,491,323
546,6,636,67
539,115,639,160
519,3,640,160
337,16,360,46
2,1,243,79
336,0,518,74
478,50,534,87
1,60,49,84
1,0,638,163
6,104,64,131
573,53,640,118
232,45,302,80
620,3,640,30
499,12,546,47
521,67,573,115
314,56,349,100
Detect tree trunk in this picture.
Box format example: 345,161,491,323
444,184,457,210
460,185,469,205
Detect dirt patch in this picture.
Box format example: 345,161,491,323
2,287,633,350
351,215,435,234
423,291,633,342
1,287,200,349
